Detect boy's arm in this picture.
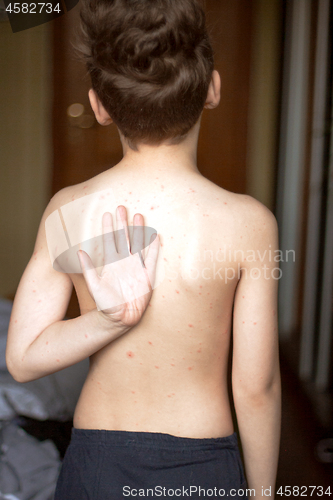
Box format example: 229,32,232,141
232,201,281,499
6,192,154,383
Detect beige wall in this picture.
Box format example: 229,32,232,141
0,21,52,298
246,0,283,210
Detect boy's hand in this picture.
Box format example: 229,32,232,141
77,206,159,328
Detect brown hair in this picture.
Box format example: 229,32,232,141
77,0,214,148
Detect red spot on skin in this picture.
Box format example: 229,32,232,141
46,341,48,345
162,295,165,298
150,207,154,210
83,185,88,189
242,321,245,324
253,322,257,325
171,363,175,366
131,391,135,394
85,334,88,338
38,300,42,303
33,290,36,293
179,255,181,259
197,349,201,353
155,366,159,369
171,236,173,239
164,258,168,262
176,290,180,294
224,202,227,205
148,341,153,345
161,185,164,189
242,296,245,298
199,293,202,295
188,367,193,371
14,320,17,324
188,324,194,328
127,351,134,358
129,192,132,194
56,359,60,362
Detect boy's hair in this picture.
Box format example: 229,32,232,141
77,0,214,149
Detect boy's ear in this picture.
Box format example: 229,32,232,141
204,70,221,109
88,88,113,126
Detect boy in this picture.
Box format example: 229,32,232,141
6,0,281,498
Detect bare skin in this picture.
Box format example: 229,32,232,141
6,72,281,498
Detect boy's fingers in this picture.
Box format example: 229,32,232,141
102,212,117,265
116,206,131,256
144,234,159,288
77,250,99,290
131,213,144,259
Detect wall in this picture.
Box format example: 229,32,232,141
0,20,53,298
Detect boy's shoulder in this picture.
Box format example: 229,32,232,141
44,178,101,221
47,181,90,210
228,191,276,225
213,185,278,248
202,175,277,230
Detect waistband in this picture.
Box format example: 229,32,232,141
70,427,239,451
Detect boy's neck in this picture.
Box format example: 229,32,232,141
114,120,201,176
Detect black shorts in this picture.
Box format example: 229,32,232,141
54,428,248,500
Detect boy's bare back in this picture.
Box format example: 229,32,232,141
50,160,277,439
6,0,281,494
